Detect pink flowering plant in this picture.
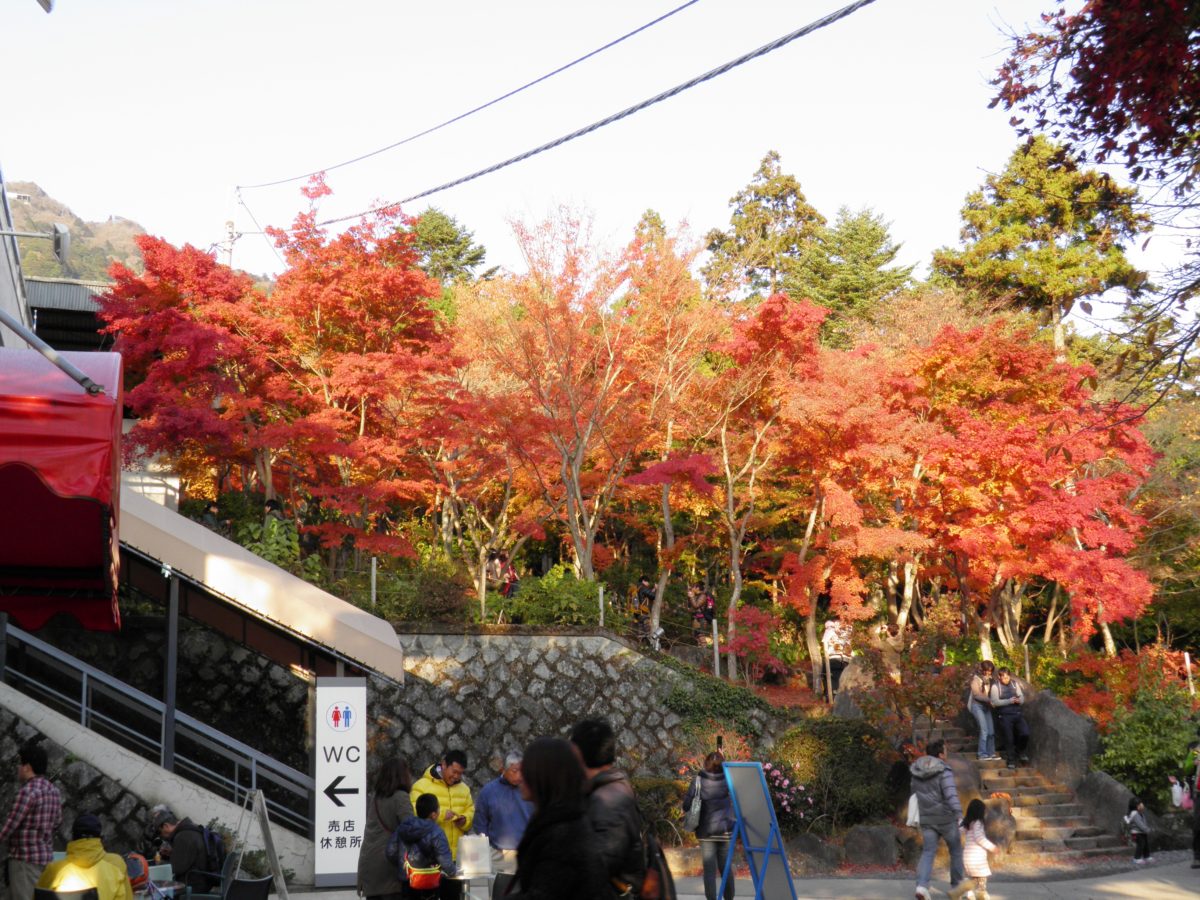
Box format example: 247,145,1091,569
762,760,811,832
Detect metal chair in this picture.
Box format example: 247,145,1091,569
223,875,273,900
188,853,238,900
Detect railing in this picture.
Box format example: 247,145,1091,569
1,623,314,834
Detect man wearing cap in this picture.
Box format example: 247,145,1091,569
153,808,215,892
36,814,133,900
0,742,62,900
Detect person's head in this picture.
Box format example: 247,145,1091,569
18,743,48,781
152,807,179,839
374,757,413,797
439,750,467,786
416,793,440,820
703,751,724,774
997,667,1012,683
1128,796,1144,813
638,576,650,587
926,739,946,759
520,737,584,813
501,751,523,786
961,798,986,830
979,660,995,676
72,813,103,841
570,718,617,770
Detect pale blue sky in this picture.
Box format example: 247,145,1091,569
4,1,1078,282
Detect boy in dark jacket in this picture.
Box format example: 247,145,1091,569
395,794,456,899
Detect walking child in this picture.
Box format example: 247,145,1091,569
1125,796,1153,863
949,799,996,900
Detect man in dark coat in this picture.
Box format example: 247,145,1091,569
909,740,965,900
153,808,216,892
569,718,644,898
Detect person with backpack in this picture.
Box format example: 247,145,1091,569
569,718,645,899
505,737,607,900
358,757,415,900
967,661,999,761
394,794,457,899
152,808,224,893
681,751,734,900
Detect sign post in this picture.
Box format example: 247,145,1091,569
719,762,797,900
313,677,367,887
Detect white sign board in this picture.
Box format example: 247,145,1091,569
314,677,367,887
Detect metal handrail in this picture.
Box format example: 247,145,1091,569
3,624,313,832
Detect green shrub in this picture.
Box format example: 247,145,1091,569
499,564,602,625
1095,683,1200,812
769,718,898,833
632,776,688,845
659,654,775,737
367,559,472,623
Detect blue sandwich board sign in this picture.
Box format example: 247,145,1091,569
719,762,797,900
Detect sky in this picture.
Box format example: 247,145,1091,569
3,0,1073,282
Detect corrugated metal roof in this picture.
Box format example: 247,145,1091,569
25,276,109,312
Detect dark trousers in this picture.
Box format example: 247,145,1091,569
995,710,1029,760
1133,832,1149,860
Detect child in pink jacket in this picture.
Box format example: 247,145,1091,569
950,799,997,900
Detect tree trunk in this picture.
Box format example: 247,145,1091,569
651,481,675,635
1097,601,1118,657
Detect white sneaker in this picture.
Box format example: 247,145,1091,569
1144,856,1155,863
965,892,977,900
915,888,931,900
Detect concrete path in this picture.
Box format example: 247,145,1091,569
299,859,1198,899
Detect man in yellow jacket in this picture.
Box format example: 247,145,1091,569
410,750,474,860
37,814,133,900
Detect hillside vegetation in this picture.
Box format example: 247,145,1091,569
8,181,145,281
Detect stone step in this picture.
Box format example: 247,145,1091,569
1013,792,1074,806
980,775,1053,791
1016,825,1079,841
1011,803,1085,819
1064,834,1125,851
1034,845,1135,860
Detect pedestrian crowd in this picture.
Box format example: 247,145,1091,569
356,717,700,900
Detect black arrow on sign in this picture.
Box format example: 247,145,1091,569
324,775,359,808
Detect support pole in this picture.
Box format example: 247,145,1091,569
370,557,377,608
1187,652,1196,697
162,571,179,771
598,585,605,628
1024,644,1032,684
712,617,720,677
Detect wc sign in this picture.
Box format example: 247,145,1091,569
314,677,367,886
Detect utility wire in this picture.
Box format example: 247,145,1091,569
238,0,703,191
237,190,287,266
316,0,881,228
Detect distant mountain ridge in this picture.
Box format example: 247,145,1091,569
7,181,145,282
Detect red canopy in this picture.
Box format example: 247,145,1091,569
0,349,123,631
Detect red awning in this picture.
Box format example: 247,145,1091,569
0,349,123,631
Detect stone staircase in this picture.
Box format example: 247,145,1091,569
925,722,1131,860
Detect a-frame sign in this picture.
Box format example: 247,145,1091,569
718,762,798,900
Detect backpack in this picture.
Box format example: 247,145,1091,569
385,826,407,871
199,826,228,875
124,853,150,891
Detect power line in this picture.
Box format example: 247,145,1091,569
236,190,286,267
317,0,882,228
237,0,703,191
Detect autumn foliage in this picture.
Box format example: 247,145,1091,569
99,187,1159,669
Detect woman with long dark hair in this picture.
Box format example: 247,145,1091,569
507,737,607,899
358,757,415,900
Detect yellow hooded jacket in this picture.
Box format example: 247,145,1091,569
36,837,134,900
410,765,474,859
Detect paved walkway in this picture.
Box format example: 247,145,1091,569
297,859,1197,899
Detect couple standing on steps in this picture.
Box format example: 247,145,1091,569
968,661,1030,767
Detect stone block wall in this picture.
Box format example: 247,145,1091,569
0,706,155,856
365,629,778,788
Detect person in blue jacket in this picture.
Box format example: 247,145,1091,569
682,751,735,900
395,794,456,899
473,750,533,885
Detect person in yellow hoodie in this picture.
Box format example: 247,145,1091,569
410,750,474,861
36,813,133,900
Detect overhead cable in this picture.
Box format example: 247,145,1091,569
236,190,287,266
237,0,703,191
316,0,881,228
